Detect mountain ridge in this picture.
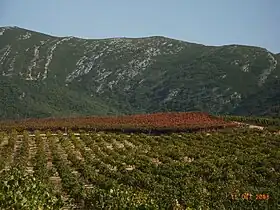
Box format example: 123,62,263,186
2,26,278,53
0,26,279,119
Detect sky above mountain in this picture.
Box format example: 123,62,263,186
0,0,279,53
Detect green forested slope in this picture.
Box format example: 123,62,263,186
0,26,279,119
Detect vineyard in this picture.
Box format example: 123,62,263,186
1,128,279,209
0,112,236,132
222,115,280,130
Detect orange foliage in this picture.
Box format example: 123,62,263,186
0,112,237,132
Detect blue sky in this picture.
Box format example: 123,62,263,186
0,0,279,53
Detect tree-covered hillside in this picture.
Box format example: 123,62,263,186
0,26,279,119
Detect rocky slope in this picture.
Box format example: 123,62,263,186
0,26,279,119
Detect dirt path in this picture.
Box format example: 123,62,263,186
233,121,265,130
17,133,85,138
233,121,280,134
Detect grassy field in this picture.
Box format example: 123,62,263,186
0,127,279,209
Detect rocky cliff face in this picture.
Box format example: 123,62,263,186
0,26,279,119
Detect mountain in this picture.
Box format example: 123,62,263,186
233,78,280,116
0,26,279,119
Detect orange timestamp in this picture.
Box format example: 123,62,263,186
231,192,269,201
